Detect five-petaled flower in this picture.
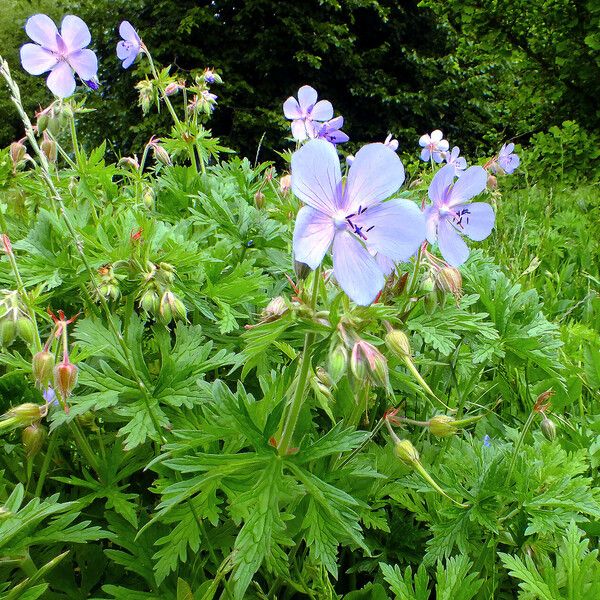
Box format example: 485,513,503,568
283,85,334,141
497,142,520,174
419,129,449,163
116,21,142,69
292,139,425,305
444,146,467,176
315,116,349,145
20,14,98,98
424,164,494,266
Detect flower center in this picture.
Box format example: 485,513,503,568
340,205,375,241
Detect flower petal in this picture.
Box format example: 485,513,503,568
293,206,335,269
25,14,59,51
297,85,318,112
456,202,495,241
310,99,333,122
20,43,57,75
438,219,469,266
344,143,404,213
423,205,439,244
60,15,91,51
116,40,132,60
332,231,384,305
291,139,342,215
437,139,449,152
375,252,395,276
354,198,425,262
418,133,430,148
447,166,487,207
68,48,97,79
47,61,75,97
428,163,456,205
291,119,309,141
283,96,302,120
119,21,140,44
420,147,430,161
431,129,443,143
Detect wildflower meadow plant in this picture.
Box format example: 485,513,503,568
497,142,520,174
20,14,98,97
116,20,142,68
292,139,424,304
283,84,334,141
419,128,449,163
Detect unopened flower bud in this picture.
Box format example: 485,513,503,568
41,134,57,163
139,289,159,314
351,340,389,389
540,417,557,441
0,319,16,346
160,291,187,323
36,112,49,134
54,361,78,400
32,351,55,388
136,80,154,114
152,143,171,166
394,439,420,466
254,190,265,209
328,344,348,382
262,296,287,320
487,174,498,189
316,367,334,389
10,141,26,169
1,403,46,430
428,414,457,437
164,82,182,96
419,275,435,294
279,174,292,195
118,156,140,170
434,266,462,296
16,316,36,344
385,329,411,360
22,422,46,459
142,186,155,209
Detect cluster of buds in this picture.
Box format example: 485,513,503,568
421,249,463,306
533,389,557,441
187,90,218,116
35,102,73,137
137,261,186,323
0,289,36,346
93,264,122,302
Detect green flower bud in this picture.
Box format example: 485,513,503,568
160,291,187,323
254,190,265,209
139,289,159,314
152,144,171,166
394,439,420,466
328,344,348,382
316,367,334,389
142,186,155,209
262,296,287,321
22,422,46,459
351,340,389,389
41,136,57,163
384,329,411,360
36,113,49,133
32,351,55,389
1,319,16,347
434,266,462,296
10,141,26,168
1,403,46,430
428,415,457,437
540,417,557,441
419,275,435,294
16,316,36,344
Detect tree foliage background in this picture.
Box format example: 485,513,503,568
1,0,599,162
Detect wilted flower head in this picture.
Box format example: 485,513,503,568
116,21,142,69
424,164,494,266
315,116,349,145
291,139,425,305
283,85,334,141
419,129,449,163
20,14,98,98
496,142,520,174
444,146,467,175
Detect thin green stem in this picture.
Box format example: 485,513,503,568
278,266,321,455
34,431,58,496
69,419,100,476
69,113,83,171
505,410,536,486
143,48,180,126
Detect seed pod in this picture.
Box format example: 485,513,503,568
540,417,557,441
139,289,159,314
328,344,348,382
394,439,420,466
22,422,47,459
16,316,36,344
434,266,462,296
32,351,55,389
428,415,457,437
41,135,57,163
10,141,26,168
384,329,411,359
0,319,16,347
54,361,78,399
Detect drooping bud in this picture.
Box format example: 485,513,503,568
139,289,160,314
394,439,420,466
118,156,140,170
328,344,348,382
428,415,457,437
540,417,557,441
22,422,47,459
32,351,55,389
16,316,36,344
254,190,265,209
164,82,183,96
10,141,26,170
279,174,292,195
41,132,57,163
151,142,171,166
384,329,411,360
350,340,389,389
0,319,16,346
261,296,287,321
434,266,462,297
1,403,46,432
142,185,155,209
159,291,187,323
54,361,78,401
487,174,498,189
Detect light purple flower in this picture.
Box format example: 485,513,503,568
444,146,467,175
483,434,491,447
424,164,494,266
497,143,520,174
116,21,142,69
315,116,349,145
292,139,425,305
384,134,399,152
283,85,334,141
20,14,98,98
43,386,58,406
419,129,449,163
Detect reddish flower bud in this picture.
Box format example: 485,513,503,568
351,340,389,389
54,360,78,400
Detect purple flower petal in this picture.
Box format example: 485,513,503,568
431,129,443,143
283,96,302,120
60,15,91,51
47,61,76,97
423,205,439,244
25,14,59,51
375,252,395,276
293,206,335,269
297,85,318,112
68,48,97,80
456,202,495,241
428,163,456,205
20,43,57,75
332,230,384,305
310,99,333,122
291,119,310,141
438,219,469,266
420,147,431,161
291,139,342,215
447,166,487,208
344,143,404,213
119,21,140,44
419,133,430,148
354,198,425,262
